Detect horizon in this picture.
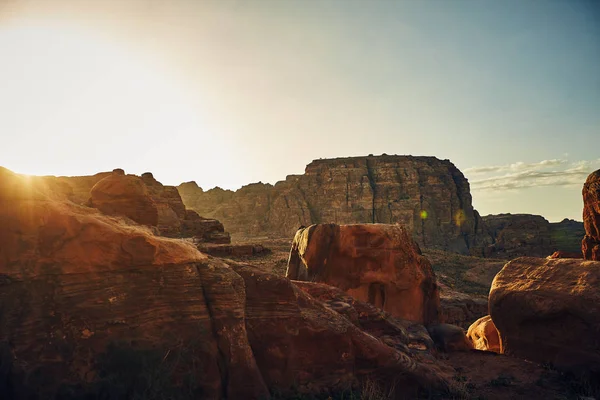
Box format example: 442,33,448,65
1,0,599,222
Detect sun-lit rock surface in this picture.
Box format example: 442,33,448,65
582,169,600,261
286,223,441,325
179,155,493,255
489,257,600,372
0,166,451,399
467,315,500,353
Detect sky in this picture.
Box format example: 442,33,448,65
0,0,598,222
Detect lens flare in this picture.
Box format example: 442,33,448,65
454,210,467,227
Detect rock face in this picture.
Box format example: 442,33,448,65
33,169,231,244
489,257,600,372
0,166,451,399
467,315,500,353
179,155,492,255
483,214,584,258
88,169,160,227
582,169,600,261
286,223,441,325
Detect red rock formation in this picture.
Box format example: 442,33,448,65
88,169,160,227
0,167,451,399
286,223,441,325
467,315,500,353
582,169,600,261
489,257,600,372
179,155,492,255
427,324,473,352
30,169,231,244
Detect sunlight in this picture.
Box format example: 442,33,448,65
0,19,209,177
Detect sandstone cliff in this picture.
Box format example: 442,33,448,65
0,166,452,399
27,169,231,244
179,155,491,255
583,169,600,260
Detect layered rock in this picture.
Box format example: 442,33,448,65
88,169,160,227
0,166,452,399
489,257,600,372
483,214,584,258
582,169,600,260
179,155,492,255
31,169,230,244
467,315,500,353
286,223,441,325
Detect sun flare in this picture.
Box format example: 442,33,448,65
0,19,208,177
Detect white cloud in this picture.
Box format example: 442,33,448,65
465,159,600,191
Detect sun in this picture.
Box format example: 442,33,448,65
0,19,209,178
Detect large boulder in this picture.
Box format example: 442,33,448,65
582,169,600,261
286,223,441,325
0,167,451,399
88,169,159,227
489,257,600,372
467,315,500,353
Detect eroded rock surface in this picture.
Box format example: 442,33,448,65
179,155,492,255
489,257,600,373
0,167,451,399
286,223,441,325
467,315,500,353
582,169,600,261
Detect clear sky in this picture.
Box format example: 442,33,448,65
1,0,598,221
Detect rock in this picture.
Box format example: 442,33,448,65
440,295,488,329
182,210,231,244
483,214,585,258
197,243,269,257
286,223,441,325
31,169,231,244
0,166,451,398
548,250,582,259
88,171,159,226
582,169,600,261
178,155,492,255
427,324,473,352
467,315,500,353
483,214,554,258
489,257,600,373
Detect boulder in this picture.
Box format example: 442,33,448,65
88,170,159,227
427,324,473,352
0,167,451,399
489,257,600,372
286,223,441,325
467,315,500,353
582,169,600,261
440,295,488,329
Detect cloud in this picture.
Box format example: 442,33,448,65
463,159,567,175
466,159,600,191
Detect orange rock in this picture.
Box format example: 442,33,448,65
583,169,600,261
88,170,159,227
0,167,451,399
286,223,441,325
489,257,600,372
467,315,500,353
